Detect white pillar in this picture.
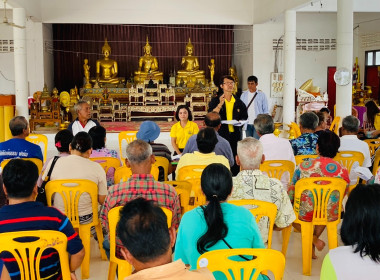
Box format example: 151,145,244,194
13,8,29,118
336,0,353,118
283,10,296,126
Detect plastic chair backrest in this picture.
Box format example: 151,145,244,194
334,151,364,191
329,116,340,135
260,160,295,185
290,122,301,138
228,200,277,249
114,164,159,184
295,155,318,166
0,230,70,280
197,248,285,280
45,179,99,229
164,180,192,214
177,165,206,181
155,156,170,180
1,158,43,175
107,205,172,280
118,131,137,162
90,157,121,174
364,139,380,157
26,133,48,163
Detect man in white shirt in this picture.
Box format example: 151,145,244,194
339,115,371,185
68,100,100,135
240,76,269,139
254,114,295,188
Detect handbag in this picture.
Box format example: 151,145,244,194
36,156,59,206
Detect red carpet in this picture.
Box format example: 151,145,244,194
101,120,204,133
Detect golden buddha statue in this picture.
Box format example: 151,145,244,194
134,37,163,84
176,38,206,87
229,66,239,95
69,88,79,107
83,58,92,89
93,39,125,87
208,58,215,86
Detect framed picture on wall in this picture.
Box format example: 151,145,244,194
270,72,284,98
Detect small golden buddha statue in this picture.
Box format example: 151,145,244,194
134,37,163,84
69,88,79,107
208,58,215,86
176,38,206,87
93,39,125,87
229,66,239,95
52,87,59,102
83,58,92,89
41,83,51,99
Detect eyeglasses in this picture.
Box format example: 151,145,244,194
223,82,235,85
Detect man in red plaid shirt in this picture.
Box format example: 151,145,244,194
100,139,181,258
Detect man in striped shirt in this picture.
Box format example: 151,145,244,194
0,159,85,280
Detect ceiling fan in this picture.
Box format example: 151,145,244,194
1,0,25,29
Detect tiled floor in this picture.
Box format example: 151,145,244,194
43,131,338,279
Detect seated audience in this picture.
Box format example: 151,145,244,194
170,105,199,155
100,139,181,258
176,128,230,178
42,132,107,224
0,116,43,164
0,159,85,280
68,100,100,136
229,138,296,242
174,163,265,274
254,114,295,187
290,112,319,156
339,115,371,185
136,121,172,181
321,184,380,279
363,100,379,132
320,107,331,127
182,112,234,167
117,198,214,280
37,129,73,186
89,126,121,186
314,111,329,137
288,130,350,259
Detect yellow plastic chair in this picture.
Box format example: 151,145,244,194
107,206,172,280
118,131,137,162
364,139,380,157
329,116,340,135
177,165,206,181
197,248,285,280
260,160,295,185
164,180,192,214
0,230,70,280
295,154,318,166
290,122,301,138
90,157,122,185
228,199,277,249
334,151,364,193
114,164,159,184
293,177,347,276
155,156,170,181
1,157,43,175
45,179,107,279
177,165,207,207
26,133,48,162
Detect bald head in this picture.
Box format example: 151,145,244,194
204,112,221,130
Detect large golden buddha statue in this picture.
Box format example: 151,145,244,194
176,38,206,87
134,37,163,84
93,39,125,87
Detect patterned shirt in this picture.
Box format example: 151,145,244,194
288,157,349,222
100,174,181,237
230,169,296,243
290,133,319,156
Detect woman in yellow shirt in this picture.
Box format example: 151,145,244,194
170,105,199,155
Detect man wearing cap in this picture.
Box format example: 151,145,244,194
136,121,172,181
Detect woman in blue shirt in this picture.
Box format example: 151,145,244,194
174,163,265,273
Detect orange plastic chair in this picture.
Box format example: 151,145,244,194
164,180,192,214
295,155,318,166
107,206,172,280
228,199,277,249
329,116,340,135
26,133,48,163
334,151,364,193
1,158,43,175
118,131,137,162
292,177,347,275
260,160,295,186
290,122,301,138
197,248,285,280
364,139,380,157
90,157,122,185
177,165,207,207
45,179,107,279
0,230,71,280
114,164,159,184
155,156,170,181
